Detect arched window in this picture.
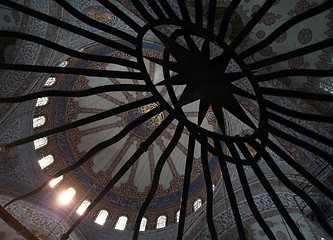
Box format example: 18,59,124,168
58,60,69,67
59,187,76,204
33,116,46,128
35,97,48,107
49,175,63,188
193,198,202,211
319,77,333,94
34,137,48,149
115,216,128,230
139,217,147,231
38,155,54,169
156,215,166,229
44,77,56,86
95,210,108,225
176,210,180,223
76,200,91,215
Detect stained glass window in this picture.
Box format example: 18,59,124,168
38,155,54,169
44,77,56,86
115,216,128,230
49,175,63,188
59,60,69,67
76,200,91,215
193,198,202,211
34,137,48,149
95,210,108,225
176,210,180,223
139,217,147,231
33,116,46,128
35,97,49,107
156,215,166,229
59,187,76,204
320,77,333,94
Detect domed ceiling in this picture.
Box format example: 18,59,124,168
0,0,332,239
35,42,225,214
0,0,63,117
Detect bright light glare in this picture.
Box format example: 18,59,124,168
76,200,91,215
38,155,53,169
115,216,127,230
34,137,48,150
95,210,108,225
156,215,166,229
35,97,48,107
49,175,63,188
194,198,202,211
139,217,147,231
59,187,76,204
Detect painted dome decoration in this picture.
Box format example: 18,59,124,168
0,0,332,240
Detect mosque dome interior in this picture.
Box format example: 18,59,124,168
0,0,332,239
